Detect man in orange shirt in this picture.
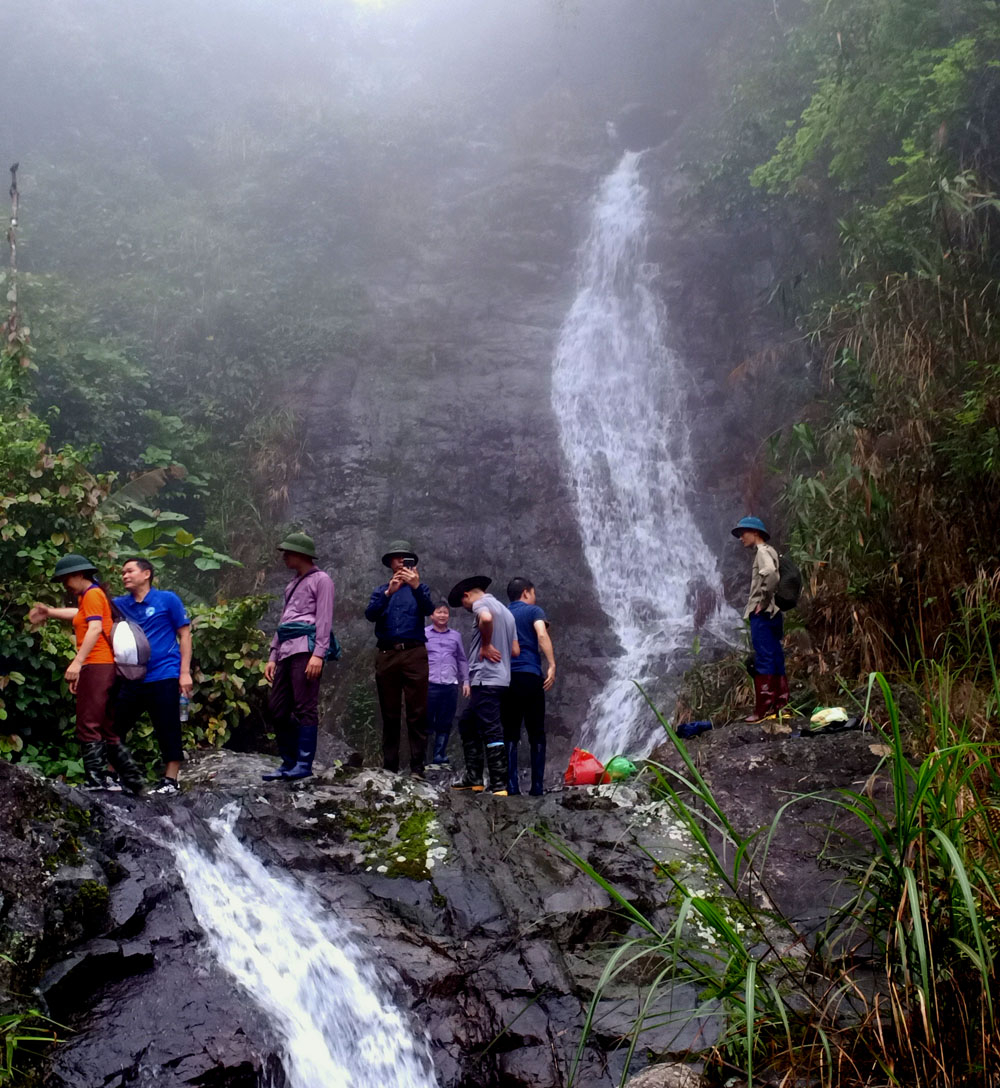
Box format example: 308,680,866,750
30,554,145,793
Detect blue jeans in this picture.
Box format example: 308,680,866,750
750,611,785,675
427,682,459,763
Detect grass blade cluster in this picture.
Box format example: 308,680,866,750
553,673,1000,1087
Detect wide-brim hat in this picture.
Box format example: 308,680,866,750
277,532,317,558
381,539,418,568
52,553,98,581
731,516,769,541
447,575,491,608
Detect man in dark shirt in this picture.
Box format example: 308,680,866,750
503,577,556,795
364,540,434,776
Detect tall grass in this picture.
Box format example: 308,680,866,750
553,670,1000,1087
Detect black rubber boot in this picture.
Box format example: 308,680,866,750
285,725,317,781
451,734,485,791
529,741,546,796
106,742,146,795
81,741,111,790
485,742,508,796
505,741,521,795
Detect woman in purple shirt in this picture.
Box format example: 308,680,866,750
424,602,470,769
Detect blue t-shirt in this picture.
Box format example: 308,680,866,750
113,589,190,683
510,601,546,676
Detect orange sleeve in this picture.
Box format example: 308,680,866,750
81,587,115,666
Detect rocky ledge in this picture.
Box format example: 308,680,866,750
0,727,884,1087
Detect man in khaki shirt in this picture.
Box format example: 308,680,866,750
732,516,789,721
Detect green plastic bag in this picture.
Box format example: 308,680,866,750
601,755,638,783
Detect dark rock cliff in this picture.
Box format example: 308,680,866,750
1,730,881,1087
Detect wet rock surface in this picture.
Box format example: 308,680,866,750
1,751,712,1087
650,719,886,929
2,730,882,1087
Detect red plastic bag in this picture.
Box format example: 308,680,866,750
564,747,605,786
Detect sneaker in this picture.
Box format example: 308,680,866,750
488,788,508,797
149,777,180,796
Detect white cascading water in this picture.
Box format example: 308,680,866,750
170,807,437,1088
552,151,735,757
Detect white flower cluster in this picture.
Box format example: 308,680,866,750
361,815,448,876
423,818,447,870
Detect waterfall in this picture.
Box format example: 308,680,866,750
170,808,437,1088
552,151,735,757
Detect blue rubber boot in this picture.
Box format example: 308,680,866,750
506,741,521,795
285,725,317,781
262,727,299,781
529,742,546,796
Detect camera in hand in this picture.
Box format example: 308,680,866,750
402,558,417,568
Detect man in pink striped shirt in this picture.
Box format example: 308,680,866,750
261,532,334,782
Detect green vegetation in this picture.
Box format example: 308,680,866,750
707,0,1000,680
0,1007,62,1086
0,177,269,781
557,674,1000,1087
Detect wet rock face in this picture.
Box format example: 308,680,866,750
283,142,621,767
0,760,281,1086
649,724,885,929
4,736,882,1088
5,752,719,1088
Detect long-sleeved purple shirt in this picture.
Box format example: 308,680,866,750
424,624,470,686
269,568,335,663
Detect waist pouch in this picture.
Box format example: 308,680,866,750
277,621,342,662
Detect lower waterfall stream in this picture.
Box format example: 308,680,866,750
169,806,438,1088
552,151,737,757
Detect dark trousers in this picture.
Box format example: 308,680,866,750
116,677,183,764
375,645,428,773
750,611,786,676
501,672,546,746
268,653,321,763
457,686,504,748
427,682,459,763
76,664,119,745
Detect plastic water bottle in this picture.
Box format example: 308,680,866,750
179,694,190,723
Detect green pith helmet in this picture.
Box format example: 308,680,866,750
381,539,419,568
277,532,317,558
52,553,98,581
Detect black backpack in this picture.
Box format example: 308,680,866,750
775,552,802,612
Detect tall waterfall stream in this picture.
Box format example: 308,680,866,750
170,806,437,1088
552,151,736,757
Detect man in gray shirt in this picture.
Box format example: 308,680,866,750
447,576,519,796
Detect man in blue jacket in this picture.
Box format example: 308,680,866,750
364,540,434,776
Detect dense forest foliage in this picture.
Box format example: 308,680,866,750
710,0,1000,682
2,0,998,762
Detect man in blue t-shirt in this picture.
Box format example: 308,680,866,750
113,557,192,795
502,577,556,796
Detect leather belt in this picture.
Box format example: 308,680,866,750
377,639,424,652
